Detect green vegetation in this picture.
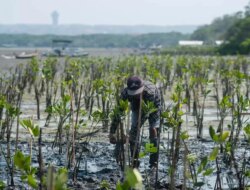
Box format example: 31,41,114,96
190,1,250,55
219,15,250,54
160,45,218,55
190,13,242,43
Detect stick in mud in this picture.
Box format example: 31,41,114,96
38,128,44,190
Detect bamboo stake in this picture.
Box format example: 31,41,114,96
131,93,142,168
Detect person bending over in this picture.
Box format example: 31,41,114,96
109,76,161,168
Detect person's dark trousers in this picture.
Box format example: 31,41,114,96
149,127,159,168
149,136,158,168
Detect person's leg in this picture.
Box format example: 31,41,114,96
149,119,160,168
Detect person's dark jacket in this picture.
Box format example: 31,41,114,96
110,81,161,134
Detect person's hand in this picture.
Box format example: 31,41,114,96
109,133,117,144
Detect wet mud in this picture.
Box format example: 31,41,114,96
1,136,249,190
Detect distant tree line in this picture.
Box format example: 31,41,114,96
190,13,242,43
218,3,250,54
190,1,250,54
0,32,188,48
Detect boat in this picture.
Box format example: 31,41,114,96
14,52,38,59
42,48,89,57
1,54,15,59
42,39,88,57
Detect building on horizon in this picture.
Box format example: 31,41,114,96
51,11,59,26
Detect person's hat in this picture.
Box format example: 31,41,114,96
127,76,144,95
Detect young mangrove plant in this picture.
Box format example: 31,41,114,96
161,81,185,189
42,58,59,127
93,78,113,132
1,100,20,187
14,119,40,189
189,58,212,138
208,126,230,189
50,94,71,154
25,58,44,120
226,85,250,189
110,99,129,171
14,150,38,189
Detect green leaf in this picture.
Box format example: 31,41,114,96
20,119,40,137
14,150,24,169
203,168,214,176
30,167,37,175
180,131,189,140
209,126,219,142
20,119,32,130
209,147,219,161
225,142,232,152
21,175,27,181
63,94,71,103
139,152,146,158
27,175,38,189
23,155,31,172
119,99,129,112
177,110,184,116
220,131,229,142
171,93,178,102
161,111,169,118
120,181,130,190
116,181,123,190
55,168,68,190
198,157,208,174
0,181,5,190
209,126,215,139
187,153,197,163
142,101,157,115
244,124,250,141
145,143,157,153
125,168,142,188
32,125,40,137
245,170,250,178
100,180,110,189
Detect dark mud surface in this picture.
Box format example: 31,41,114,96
1,136,249,190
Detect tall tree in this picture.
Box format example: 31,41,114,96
190,13,243,43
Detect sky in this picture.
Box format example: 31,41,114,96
1,0,249,26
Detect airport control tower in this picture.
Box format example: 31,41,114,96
51,11,59,26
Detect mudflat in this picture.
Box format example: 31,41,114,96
0,47,135,71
